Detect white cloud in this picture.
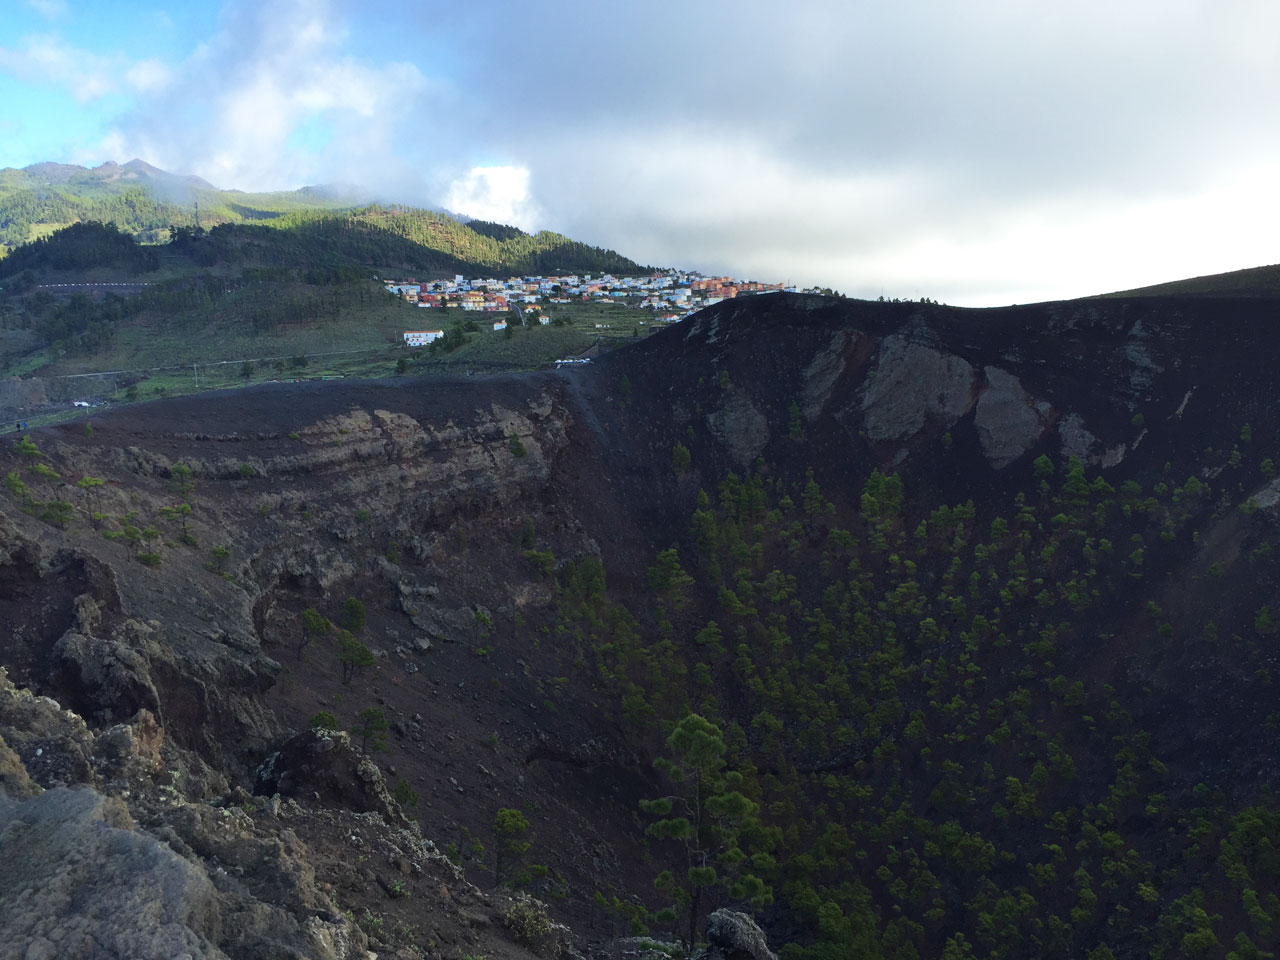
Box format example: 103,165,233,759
445,166,540,231
0,34,116,102
11,0,1280,303
411,0,1280,302
124,59,171,94
0,36,169,103
25,0,69,20
507,127,1280,307
95,0,434,192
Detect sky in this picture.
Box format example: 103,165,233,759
2,0,1279,306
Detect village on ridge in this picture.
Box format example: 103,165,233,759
385,268,805,345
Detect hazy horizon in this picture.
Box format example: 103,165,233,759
3,0,1279,307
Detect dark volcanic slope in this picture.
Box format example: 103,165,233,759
574,292,1280,766
5,289,1280,959
581,291,1279,540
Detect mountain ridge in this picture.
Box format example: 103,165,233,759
0,160,639,275
5,288,1280,957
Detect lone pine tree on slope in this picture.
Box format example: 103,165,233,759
640,713,774,949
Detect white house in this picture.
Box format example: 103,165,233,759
403,330,444,346
493,319,508,331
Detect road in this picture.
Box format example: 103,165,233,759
36,282,153,290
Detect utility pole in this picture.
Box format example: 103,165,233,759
193,364,199,388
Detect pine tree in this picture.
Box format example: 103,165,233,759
640,713,772,949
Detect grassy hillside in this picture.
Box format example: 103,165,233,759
1094,263,1280,299
0,236,654,421
0,202,645,409
0,159,356,249
0,160,643,278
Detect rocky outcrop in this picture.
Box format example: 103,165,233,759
706,389,770,468
254,728,406,825
52,630,162,723
0,733,39,799
1059,412,1127,469
801,329,859,420
973,366,1051,470
691,910,777,960
859,335,976,442
607,937,684,959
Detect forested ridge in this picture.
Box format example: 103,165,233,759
0,161,349,249
541,452,1280,959
0,160,641,275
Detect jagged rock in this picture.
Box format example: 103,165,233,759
802,328,860,419
1122,318,1164,396
608,936,683,959
974,366,1050,470
274,547,358,593
0,732,40,799
526,731,638,769
0,785,224,960
254,728,406,825
1059,412,1126,468
1059,411,1099,463
409,604,484,644
691,909,777,960
0,667,97,789
52,630,161,724
859,335,976,441
93,708,165,781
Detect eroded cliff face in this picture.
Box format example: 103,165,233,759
601,291,1275,492
1,377,576,760
0,375,607,959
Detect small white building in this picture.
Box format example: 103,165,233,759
403,330,444,346
493,319,508,331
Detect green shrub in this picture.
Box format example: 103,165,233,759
392,777,420,809
672,442,691,475
4,471,29,499
353,707,389,753
309,711,339,731
338,634,375,685
13,436,43,459
524,548,555,577
40,501,74,529
504,899,552,946
340,596,367,633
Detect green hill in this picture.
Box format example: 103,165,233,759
0,159,642,278
0,158,356,250
0,217,648,413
